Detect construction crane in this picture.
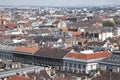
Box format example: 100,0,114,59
0,15,6,45
0,15,5,36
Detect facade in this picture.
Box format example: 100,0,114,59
114,27,120,37
0,45,15,61
13,47,68,70
99,32,113,41
63,57,99,74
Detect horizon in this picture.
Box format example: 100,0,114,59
0,4,119,8
0,0,120,7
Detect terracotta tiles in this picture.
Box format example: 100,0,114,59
78,38,87,43
7,76,31,80
58,16,67,19
6,24,17,28
61,29,68,33
66,51,110,60
71,32,83,36
15,46,39,54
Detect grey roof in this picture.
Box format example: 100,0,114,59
34,48,69,59
100,54,120,66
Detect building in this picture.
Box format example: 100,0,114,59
0,44,111,75
13,46,69,70
99,51,120,73
63,50,110,74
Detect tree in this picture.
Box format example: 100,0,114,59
103,21,115,27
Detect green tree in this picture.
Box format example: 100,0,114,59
103,21,115,27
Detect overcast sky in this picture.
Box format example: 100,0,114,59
0,0,120,7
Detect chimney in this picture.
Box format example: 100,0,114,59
24,72,29,78
33,76,37,80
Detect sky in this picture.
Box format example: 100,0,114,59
0,0,120,7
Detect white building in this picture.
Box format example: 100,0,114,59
99,32,113,41
63,50,110,74
113,27,120,37
57,21,67,29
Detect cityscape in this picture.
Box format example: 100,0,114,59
0,0,120,80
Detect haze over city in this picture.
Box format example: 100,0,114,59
1,0,120,80
0,0,120,7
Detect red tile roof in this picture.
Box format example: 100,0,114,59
78,38,87,43
61,29,68,33
71,32,83,36
4,34,25,37
7,76,31,80
58,15,67,19
6,24,17,28
0,19,8,22
66,51,110,60
15,46,39,54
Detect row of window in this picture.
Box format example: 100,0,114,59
64,62,86,69
0,52,12,60
14,57,62,66
109,55,120,61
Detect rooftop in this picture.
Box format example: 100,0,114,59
65,51,110,60
100,53,120,66
14,46,39,54
71,31,83,36
7,76,31,80
34,48,69,59
78,38,87,43
27,70,51,80
5,24,17,28
92,70,120,80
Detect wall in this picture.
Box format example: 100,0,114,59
99,32,113,41
63,59,98,74
0,50,13,60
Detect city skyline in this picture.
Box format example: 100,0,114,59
0,0,120,7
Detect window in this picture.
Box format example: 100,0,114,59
70,63,72,67
109,55,116,60
83,65,86,69
65,62,68,66
74,64,76,68
109,55,114,60
79,64,81,68
109,55,120,61
115,57,119,61
112,56,117,60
